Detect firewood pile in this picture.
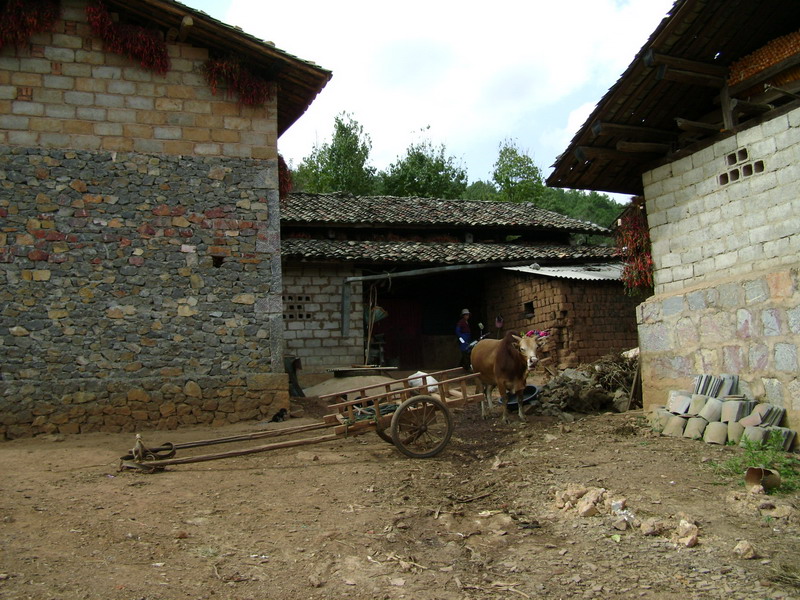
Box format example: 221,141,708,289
532,351,640,416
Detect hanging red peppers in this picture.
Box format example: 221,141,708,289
86,1,169,74
615,205,654,296
203,57,272,107
0,0,60,51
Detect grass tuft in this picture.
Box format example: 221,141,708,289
710,430,800,493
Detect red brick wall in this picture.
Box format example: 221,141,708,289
484,271,639,369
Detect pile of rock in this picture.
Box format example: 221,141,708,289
650,374,797,450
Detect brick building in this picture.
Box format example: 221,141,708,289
548,0,800,428
0,0,330,438
280,192,637,373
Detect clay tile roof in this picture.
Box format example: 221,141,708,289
281,238,617,266
281,192,609,234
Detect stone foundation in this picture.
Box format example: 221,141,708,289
638,267,799,429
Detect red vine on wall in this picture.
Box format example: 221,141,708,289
615,205,654,295
86,1,169,74
203,57,272,106
0,0,60,51
278,154,292,199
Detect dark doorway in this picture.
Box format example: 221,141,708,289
366,271,486,370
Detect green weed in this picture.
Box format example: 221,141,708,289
710,430,800,494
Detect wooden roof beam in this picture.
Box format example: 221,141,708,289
643,49,728,77
616,141,672,154
574,146,660,163
656,64,725,88
675,118,722,134
591,121,677,141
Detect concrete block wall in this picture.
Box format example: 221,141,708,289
637,267,799,428
282,265,365,371
0,0,278,160
484,271,638,370
643,108,800,295
639,109,799,429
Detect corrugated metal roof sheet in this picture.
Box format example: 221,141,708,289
505,263,623,281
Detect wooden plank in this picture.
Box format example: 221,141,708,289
575,146,659,163
123,433,344,468
333,420,382,436
591,121,677,141
616,141,671,154
168,422,332,449
643,49,728,77
720,85,735,131
731,98,774,114
656,64,725,88
674,118,722,134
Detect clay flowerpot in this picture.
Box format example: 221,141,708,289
744,467,781,491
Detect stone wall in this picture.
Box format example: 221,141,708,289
282,265,365,371
0,147,286,438
640,108,800,428
0,1,288,439
0,0,277,161
484,271,639,369
638,268,799,428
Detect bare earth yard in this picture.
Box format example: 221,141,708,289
1,386,799,600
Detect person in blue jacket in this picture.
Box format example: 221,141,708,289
455,308,472,371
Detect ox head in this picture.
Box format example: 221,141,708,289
511,332,545,370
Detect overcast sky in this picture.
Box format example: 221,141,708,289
184,0,675,199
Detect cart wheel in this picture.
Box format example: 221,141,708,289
390,395,453,458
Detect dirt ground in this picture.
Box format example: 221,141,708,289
1,376,799,600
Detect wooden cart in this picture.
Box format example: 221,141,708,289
119,368,483,472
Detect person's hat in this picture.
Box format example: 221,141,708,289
461,308,470,315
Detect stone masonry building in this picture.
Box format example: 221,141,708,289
0,0,331,438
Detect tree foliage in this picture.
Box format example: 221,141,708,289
491,139,545,204
289,116,627,243
540,187,624,229
293,112,377,194
379,138,468,199
463,180,499,201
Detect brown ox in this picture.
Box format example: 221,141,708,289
470,331,542,423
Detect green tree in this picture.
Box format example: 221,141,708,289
379,138,468,199
540,187,624,228
540,187,625,244
463,180,499,201
491,139,545,204
293,112,377,194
